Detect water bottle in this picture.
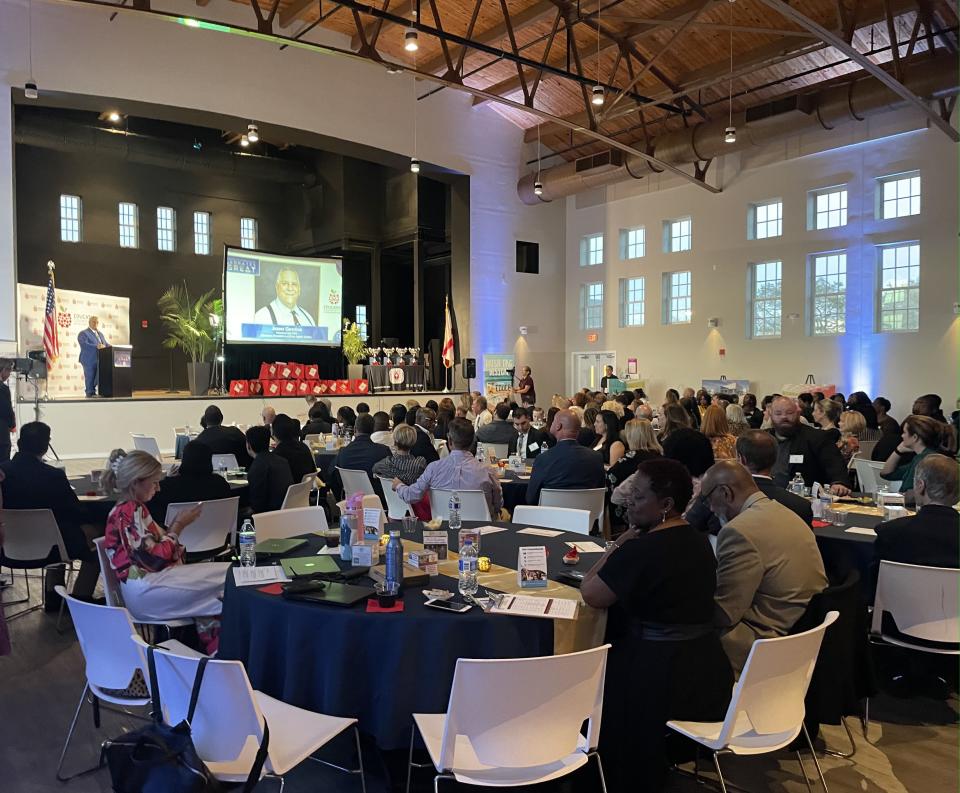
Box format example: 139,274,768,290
789,472,805,496
458,538,478,597
385,530,403,590
239,519,257,567
340,501,359,562
475,443,484,463
448,492,462,532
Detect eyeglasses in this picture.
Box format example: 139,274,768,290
699,483,728,504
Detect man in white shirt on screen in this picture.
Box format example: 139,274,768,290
254,268,316,326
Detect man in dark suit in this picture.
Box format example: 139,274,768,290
477,403,517,445
411,407,440,465
526,409,605,504
0,358,14,462
77,316,108,398
330,413,392,499
0,422,100,598
767,396,850,495
736,430,813,527
245,425,293,513
508,407,550,460
742,393,763,429
195,405,252,468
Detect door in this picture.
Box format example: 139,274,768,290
571,351,617,393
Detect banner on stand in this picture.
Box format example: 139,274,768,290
482,354,515,400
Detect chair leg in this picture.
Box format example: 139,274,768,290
433,773,454,793
56,683,105,782
589,751,609,793
862,699,870,739
823,716,857,760
712,752,729,793
406,725,415,793
354,725,367,793
795,750,814,793
803,723,829,792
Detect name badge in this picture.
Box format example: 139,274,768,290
789,454,804,464
528,442,539,452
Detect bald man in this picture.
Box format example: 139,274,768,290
701,460,827,673
526,409,604,505
254,268,316,326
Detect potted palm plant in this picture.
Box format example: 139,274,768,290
342,319,367,381
157,283,219,395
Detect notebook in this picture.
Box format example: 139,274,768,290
280,556,340,578
255,538,308,555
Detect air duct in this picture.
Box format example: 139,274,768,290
15,116,316,187
519,55,959,204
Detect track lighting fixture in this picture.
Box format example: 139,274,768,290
724,126,737,143
240,135,250,147
534,180,543,196
410,157,420,173
404,27,419,52
246,123,259,143
24,81,38,100
591,85,604,107
107,111,121,123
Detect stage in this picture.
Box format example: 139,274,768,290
15,390,456,460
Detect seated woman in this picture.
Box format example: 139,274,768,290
583,459,732,792
725,403,750,437
372,425,429,519
300,401,333,439
147,441,232,524
576,406,599,448
103,451,230,653
702,405,737,460
880,414,941,498
812,397,842,443
336,405,357,432
594,409,626,467
271,414,317,484
657,403,690,443
837,409,866,463
605,419,663,537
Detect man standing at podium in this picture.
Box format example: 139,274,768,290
78,316,109,398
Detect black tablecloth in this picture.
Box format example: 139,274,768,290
313,449,339,481
499,470,530,512
218,520,593,749
365,365,427,392
812,506,878,584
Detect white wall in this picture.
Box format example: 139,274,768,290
0,0,566,397
564,111,959,416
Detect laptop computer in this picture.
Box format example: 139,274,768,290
281,580,375,607
255,538,308,556
280,556,340,578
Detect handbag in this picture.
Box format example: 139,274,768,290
103,646,269,793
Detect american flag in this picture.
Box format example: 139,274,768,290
43,268,60,366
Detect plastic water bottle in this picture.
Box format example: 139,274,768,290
448,492,462,531
385,530,403,590
475,443,485,463
458,538,478,597
789,472,805,496
239,519,257,567
340,494,361,562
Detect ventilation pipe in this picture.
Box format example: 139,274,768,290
519,55,958,204
15,116,316,187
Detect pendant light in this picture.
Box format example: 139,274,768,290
592,1,604,106
534,124,544,196
724,0,737,144
25,0,38,99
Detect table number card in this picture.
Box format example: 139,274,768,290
363,507,383,541
517,546,548,589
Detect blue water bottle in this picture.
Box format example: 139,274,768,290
385,530,403,590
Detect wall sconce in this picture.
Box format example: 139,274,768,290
518,326,529,336
707,317,721,328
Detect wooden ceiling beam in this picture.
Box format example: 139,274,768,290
350,0,413,49
279,0,315,28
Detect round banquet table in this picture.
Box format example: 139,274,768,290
217,520,601,750
498,469,531,512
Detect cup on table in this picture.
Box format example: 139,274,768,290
375,581,399,608
323,529,340,548
831,509,846,527
401,515,419,536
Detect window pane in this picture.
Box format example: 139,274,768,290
878,242,919,331
752,260,782,337
240,217,258,250
193,211,211,255
811,252,846,335
60,194,82,242
157,207,177,252
879,173,920,219
118,202,139,248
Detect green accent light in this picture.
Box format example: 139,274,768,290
177,17,230,33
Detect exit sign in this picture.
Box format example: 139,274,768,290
586,333,598,343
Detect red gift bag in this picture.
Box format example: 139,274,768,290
335,380,350,395
296,380,310,395
308,381,322,395
292,364,304,380
281,380,299,396
278,363,295,380
262,380,281,397
229,380,249,397
259,362,278,380
321,380,336,394
248,380,263,396
304,364,319,380
352,379,369,394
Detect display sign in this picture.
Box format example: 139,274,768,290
482,354,515,399
701,378,751,397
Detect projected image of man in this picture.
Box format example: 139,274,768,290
254,268,316,326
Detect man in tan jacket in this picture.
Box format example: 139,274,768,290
700,460,828,673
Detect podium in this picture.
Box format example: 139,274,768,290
98,345,133,398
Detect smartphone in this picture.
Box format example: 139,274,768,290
425,598,472,613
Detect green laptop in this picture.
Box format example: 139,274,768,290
280,555,340,578
255,538,308,556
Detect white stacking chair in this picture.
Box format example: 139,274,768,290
871,561,959,652
281,480,314,510
852,458,901,495
165,496,240,555
133,636,366,791
668,612,839,793
406,645,611,793
857,440,878,461
429,489,491,522
253,506,329,541
378,477,412,520
55,587,200,781
539,488,605,533
0,508,70,619
131,434,163,460
513,506,591,535
211,453,239,471
338,467,376,496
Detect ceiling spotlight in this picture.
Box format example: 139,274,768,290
724,125,737,143
534,180,543,196
246,123,259,143
404,27,419,52
240,135,250,148
591,85,605,106
386,65,404,75
107,111,122,123
410,157,420,174
192,139,203,151
24,81,38,100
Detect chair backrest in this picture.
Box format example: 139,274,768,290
438,645,610,770
512,506,591,534
281,480,314,510
165,496,240,553
538,488,605,530
338,467,376,496
0,509,68,565
716,612,838,749
131,434,162,460
253,506,329,540
872,560,960,646
857,440,878,461
429,489,491,521
93,537,124,608
57,586,147,694
853,458,882,494
863,428,883,442
131,636,269,768
211,453,239,471
378,477,412,520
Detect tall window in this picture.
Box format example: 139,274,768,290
878,172,920,219
749,261,782,338
751,200,782,239
878,242,920,331
118,202,139,248
580,233,604,266
355,305,368,341
619,227,645,260
810,186,847,229
193,211,211,255
240,217,258,250
619,277,645,327
665,218,692,252
809,252,846,336
157,207,177,252
663,271,692,324
579,282,604,329
59,194,82,242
